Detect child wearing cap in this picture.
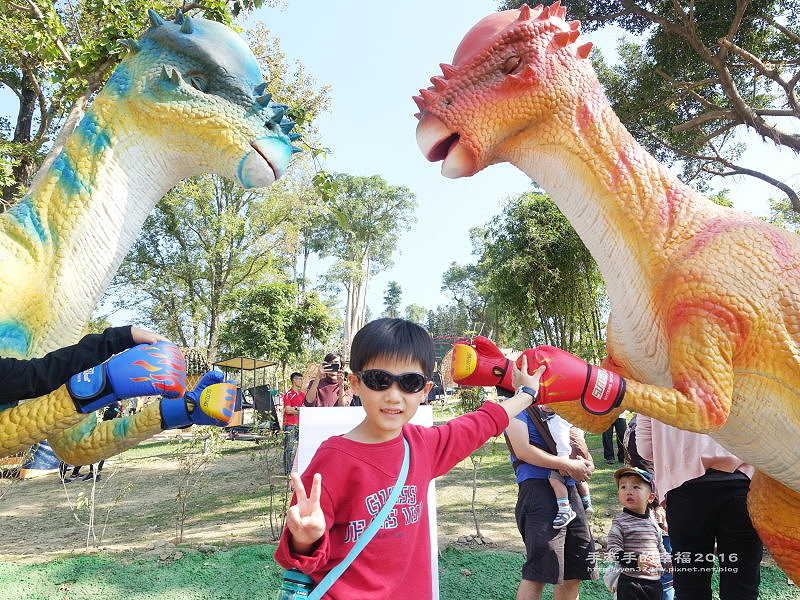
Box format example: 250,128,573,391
607,467,672,600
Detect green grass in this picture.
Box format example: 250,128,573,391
0,545,795,600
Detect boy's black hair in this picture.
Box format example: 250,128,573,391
349,318,435,378
289,372,303,380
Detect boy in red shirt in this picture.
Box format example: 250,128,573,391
280,372,305,475
274,318,544,599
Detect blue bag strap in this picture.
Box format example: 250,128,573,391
308,437,410,599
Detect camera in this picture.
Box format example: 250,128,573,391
323,362,340,372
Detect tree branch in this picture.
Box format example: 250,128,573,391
21,0,71,62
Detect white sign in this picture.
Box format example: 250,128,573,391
297,405,439,599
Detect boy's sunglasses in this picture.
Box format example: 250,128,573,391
356,369,427,393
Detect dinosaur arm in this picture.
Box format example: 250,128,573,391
0,388,85,458
622,310,735,433
48,401,163,465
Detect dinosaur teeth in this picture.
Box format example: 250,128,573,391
148,9,165,28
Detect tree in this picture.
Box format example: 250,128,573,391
440,259,501,339
218,282,336,376
310,173,416,352
500,0,800,210
475,193,607,359
0,0,275,209
383,281,402,318
404,304,427,325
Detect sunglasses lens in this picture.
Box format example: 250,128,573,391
361,370,393,391
397,373,426,393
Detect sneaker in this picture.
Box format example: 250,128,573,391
583,502,595,516
552,508,576,529
605,459,615,465
82,474,95,481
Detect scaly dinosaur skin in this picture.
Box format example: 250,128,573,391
0,10,299,464
414,3,800,578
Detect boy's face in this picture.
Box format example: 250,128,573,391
617,475,656,514
291,375,303,389
348,355,433,443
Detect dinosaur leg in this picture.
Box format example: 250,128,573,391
748,471,800,582
0,387,86,458
48,401,164,465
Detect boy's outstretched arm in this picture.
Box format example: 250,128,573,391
286,472,326,555
498,356,545,419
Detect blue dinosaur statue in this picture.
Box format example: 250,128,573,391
0,9,300,464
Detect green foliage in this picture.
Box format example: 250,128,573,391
218,281,336,368
383,280,402,318
453,192,607,360
456,386,487,414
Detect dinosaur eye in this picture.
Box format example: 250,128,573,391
502,56,523,75
188,74,208,92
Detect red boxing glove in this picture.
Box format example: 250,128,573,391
451,336,536,393
528,345,626,414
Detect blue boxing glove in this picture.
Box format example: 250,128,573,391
68,342,187,414
160,370,237,429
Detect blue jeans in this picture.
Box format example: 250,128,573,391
282,425,298,475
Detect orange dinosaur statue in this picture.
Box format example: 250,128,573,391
414,3,800,579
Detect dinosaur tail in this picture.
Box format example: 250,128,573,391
748,470,800,582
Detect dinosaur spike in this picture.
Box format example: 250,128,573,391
288,132,301,141
419,88,437,103
254,82,268,96
557,7,567,18
569,20,580,30
530,4,545,19
413,111,422,120
181,15,194,34
291,146,303,154
256,93,272,107
280,121,296,134
569,29,580,43
170,69,181,85
553,31,571,47
550,0,562,12
440,63,459,78
271,107,286,122
174,8,184,24
147,9,165,28
577,41,593,59
518,4,531,20
430,76,447,92
120,39,140,53
413,95,426,111
160,65,171,81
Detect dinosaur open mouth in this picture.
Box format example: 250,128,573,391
416,113,478,178
428,133,461,162
251,142,277,182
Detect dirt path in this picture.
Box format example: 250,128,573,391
0,439,535,563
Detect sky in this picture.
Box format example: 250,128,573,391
2,0,798,323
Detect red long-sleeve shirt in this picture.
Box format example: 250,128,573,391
274,401,509,599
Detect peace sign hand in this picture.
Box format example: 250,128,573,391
286,472,326,554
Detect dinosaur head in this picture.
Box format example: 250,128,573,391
414,2,593,178
106,10,301,189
